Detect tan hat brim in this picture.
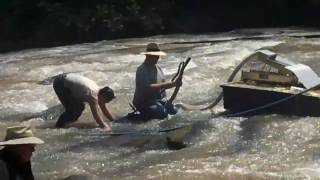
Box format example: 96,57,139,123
141,51,167,56
0,137,44,146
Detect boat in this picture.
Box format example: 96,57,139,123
220,50,320,116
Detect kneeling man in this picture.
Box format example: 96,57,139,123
133,43,181,121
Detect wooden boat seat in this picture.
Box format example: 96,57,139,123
241,71,297,85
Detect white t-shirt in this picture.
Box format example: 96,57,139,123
63,74,100,101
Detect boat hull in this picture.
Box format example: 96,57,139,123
221,84,320,116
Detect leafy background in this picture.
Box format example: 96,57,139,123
1,0,319,52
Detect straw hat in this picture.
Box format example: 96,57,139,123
0,126,44,146
141,43,167,56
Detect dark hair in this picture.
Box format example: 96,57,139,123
99,86,115,100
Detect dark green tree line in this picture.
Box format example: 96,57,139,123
0,0,319,52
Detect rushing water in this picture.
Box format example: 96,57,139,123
1,28,320,179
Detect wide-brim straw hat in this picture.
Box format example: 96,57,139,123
140,43,167,56
0,125,44,146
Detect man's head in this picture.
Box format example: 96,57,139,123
98,86,115,103
6,144,35,163
145,54,160,64
141,43,166,64
0,125,44,163
142,43,166,56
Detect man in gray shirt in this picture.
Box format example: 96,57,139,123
133,43,181,121
53,73,115,130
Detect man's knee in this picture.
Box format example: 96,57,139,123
55,104,84,128
55,112,71,128
55,119,65,128
156,111,168,119
73,103,85,117
150,104,168,119
164,102,177,115
66,103,84,122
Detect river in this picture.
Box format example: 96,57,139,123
1,28,320,179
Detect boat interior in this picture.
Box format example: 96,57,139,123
225,50,320,96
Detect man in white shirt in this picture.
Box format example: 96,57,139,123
53,73,115,130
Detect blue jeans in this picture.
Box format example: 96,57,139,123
138,100,177,121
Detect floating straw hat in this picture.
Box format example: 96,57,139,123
141,43,167,56
0,125,44,146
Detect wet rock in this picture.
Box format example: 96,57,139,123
166,137,187,150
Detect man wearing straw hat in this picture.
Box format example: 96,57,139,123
132,43,182,121
0,125,44,180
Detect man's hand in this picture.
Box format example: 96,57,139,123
174,78,183,87
102,125,112,132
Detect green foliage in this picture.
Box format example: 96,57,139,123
0,0,320,52
34,0,175,41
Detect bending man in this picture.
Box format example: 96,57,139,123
53,73,115,130
133,43,182,121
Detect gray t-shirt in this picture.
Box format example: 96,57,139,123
63,74,99,102
133,63,166,108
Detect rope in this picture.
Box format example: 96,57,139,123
108,83,320,137
177,51,320,117
177,53,257,111
110,53,320,136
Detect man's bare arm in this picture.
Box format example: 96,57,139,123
88,99,111,130
149,80,181,91
99,101,114,122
